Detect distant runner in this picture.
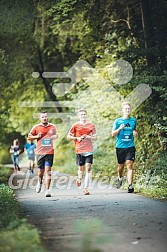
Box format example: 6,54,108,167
10,139,21,173
24,139,36,174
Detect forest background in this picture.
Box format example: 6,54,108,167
0,0,167,196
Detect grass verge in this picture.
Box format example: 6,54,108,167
0,165,46,252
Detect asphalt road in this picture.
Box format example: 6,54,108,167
9,167,167,252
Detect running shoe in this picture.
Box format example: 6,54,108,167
45,190,51,197
76,178,81,187
83,188,90,195
128,184,134,193
116,177,123,189
36,182,42,193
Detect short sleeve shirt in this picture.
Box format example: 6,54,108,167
11,145,20,156
24,143,36,158
69,122,96,154
112,117,136,148
29,123,57,155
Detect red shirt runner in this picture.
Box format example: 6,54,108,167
69,122,96,154
29,123,57,155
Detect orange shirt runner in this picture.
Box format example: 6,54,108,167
29,123,57,155
69,122,96,154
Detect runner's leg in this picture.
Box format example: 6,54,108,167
117,163,124,179
84,163,91,189
45,166,52,190
126,160,133,185
78,166,84,179
38,168,44,184
116,163,124,188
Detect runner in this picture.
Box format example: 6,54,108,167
24,139,36,174
10,139,21,173
28,111,58,197
112,102,138,193
67,109,97,195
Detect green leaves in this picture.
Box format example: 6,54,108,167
0,0,166,195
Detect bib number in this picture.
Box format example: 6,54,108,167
42,138,52,146
122,131,131,141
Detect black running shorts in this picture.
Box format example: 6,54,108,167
116,146,136,164
36,154,54,169
76,154,93,166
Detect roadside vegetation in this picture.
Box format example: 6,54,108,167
0,4,167,248
134,151,167,199
0,165,46,252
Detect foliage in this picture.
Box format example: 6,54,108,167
134,151,167,199
0,174,46,252
0,166,11,184
0,184,19,228
0,0,167,199
0,220,46,252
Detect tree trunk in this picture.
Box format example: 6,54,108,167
140,0,156,66
37,47,62,112
155,0,167,70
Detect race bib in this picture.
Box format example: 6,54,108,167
122,131,132,141
42,138,52,146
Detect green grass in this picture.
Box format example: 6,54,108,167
0,165,46,252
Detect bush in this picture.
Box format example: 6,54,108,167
0,221,46,252
134,151,167,198
0,166,12,184
0,184,19,229
0,147,11,164
0,180,46,252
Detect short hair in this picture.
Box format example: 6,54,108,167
122,102,131,107
40,110,47,114
78,108,87,114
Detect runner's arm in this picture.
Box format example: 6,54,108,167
133,129,138,136
51,133,59,140
9,146,13,154
84,134,97,141
28,133,42,140
112,124,125,137
67,133,84,142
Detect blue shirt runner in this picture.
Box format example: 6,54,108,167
112,117,136,148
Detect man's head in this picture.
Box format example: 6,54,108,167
40,111,48,125
78,108,87,122
122,102,131,117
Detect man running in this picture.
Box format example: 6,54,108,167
28,111,58,197
67,109,97,195
112,102,138,193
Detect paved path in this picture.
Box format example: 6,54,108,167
9,166,167,252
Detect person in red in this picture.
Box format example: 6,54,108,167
67,109,97,195
28,111,58,197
